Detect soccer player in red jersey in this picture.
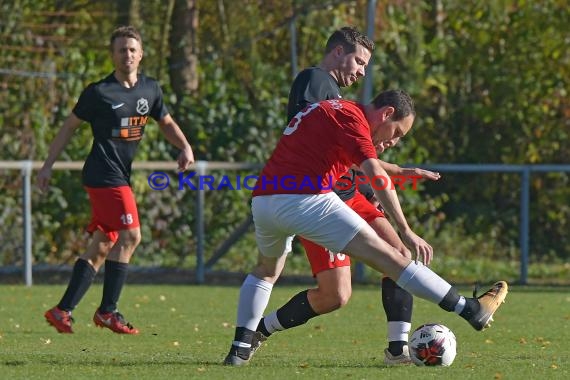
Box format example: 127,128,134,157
251,27,440,365
39,26,195,334
224,89,508,365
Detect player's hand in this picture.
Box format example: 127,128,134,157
402,168,441,181
400,228,433,265
177,145,195,172
37,166,52,193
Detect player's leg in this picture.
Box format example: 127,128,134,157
90,186,141,334
44,231,113,333
295,194,506,332
93,227,141,334
256,239,351,341
247,193,371,361
225,194,294,365
224,252,288,365
250,196,358,359
98,227,141,314
63,230,114,307
342,225,507,331
44,189,115,333
368,216,413,363
349,192,413,362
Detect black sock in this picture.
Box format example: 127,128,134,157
381,277,413,322
388,341,406,356
58,259,96,311
438,287,481,321
438,287,461,312
99,260,128,313
233,326,255,345
275,290,318,329
231,327,254,359
382,277,413,356
257,318,271,337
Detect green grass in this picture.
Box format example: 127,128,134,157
0,284,569,379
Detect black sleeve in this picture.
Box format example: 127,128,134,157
72,84,97,122
287,69,340,122
150,80,169,121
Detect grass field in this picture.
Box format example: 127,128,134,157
0,284,568,379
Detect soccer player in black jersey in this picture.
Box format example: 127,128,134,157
226,27,440,365
39,26,195,334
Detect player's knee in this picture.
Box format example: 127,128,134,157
254,266,280,280
97,240,114,253
252,252,286,281
85,239,112,262
324,287,352,310
336,290,351,308
118,228,141,249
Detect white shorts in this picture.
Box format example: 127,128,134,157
251,192,368,258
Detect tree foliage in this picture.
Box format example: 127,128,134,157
0,0,568,275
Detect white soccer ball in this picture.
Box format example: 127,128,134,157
409,323,457,366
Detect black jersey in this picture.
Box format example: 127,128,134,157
287,67,369,201
73,73,168,187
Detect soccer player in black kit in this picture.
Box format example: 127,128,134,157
230,27,441,365
39,26,195,334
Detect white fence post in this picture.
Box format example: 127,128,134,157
520,167,530,284
195,161,207,284
21,160,33,286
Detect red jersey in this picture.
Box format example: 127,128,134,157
252,100,377,196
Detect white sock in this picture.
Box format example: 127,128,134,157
387,321,411,343
236,274,273,332
454,296,466,314
262,311,284,334
396,261,452,304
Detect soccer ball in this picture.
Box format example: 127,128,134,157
409,323,457,366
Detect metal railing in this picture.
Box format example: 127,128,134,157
2,160,569,286
1,160,262,286
418,164,570,285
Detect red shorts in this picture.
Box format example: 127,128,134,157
300,191,385,276
85,186,140,243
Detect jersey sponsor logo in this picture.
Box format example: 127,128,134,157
111,102,125,109
136,98,149,115
112,115,149,141
120,116,148,127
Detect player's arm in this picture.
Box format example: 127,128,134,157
158,114,195,171
37,113,83,192
360,157,433,263
379,160,441,181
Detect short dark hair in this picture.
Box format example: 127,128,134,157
324,27,375,55
371,89,415,120
110,26,143,50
